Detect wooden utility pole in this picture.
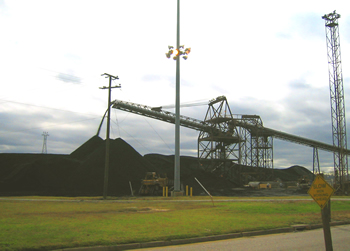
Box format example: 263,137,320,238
321,202,333,251
100,73,121,200
308,174,335,251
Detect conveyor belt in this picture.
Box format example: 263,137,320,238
112,99,350,155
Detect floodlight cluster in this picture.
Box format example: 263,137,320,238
166,45,191,60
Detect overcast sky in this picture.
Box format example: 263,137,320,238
1,0,350,173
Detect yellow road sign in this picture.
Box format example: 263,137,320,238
308,174,335,209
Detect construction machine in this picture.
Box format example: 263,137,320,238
297,176,311,193
139,172,172,196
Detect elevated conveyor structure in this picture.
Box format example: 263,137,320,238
233,120,350,154
112,100,211,132
112,97,350,184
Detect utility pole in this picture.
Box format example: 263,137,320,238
100,73,121,199
41,131,49,154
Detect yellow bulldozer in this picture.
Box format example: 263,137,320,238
297,175,311,192
139,172,172,196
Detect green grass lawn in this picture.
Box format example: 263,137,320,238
1,196,349,250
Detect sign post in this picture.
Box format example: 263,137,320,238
308,174,335,251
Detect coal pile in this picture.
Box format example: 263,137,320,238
273,165,314,181
0,153,77,195
0,135,314,196
68,136,154,196
0,136,157,196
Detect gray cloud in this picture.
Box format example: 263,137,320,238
283,84,330,122
56,72,81,84
0,108,100,154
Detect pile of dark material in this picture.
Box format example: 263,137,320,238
0,135,313,196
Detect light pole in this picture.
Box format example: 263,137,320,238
165,0,191,195
100,73,121,199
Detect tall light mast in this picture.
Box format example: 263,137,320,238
165,0,191,195
322,11,349,191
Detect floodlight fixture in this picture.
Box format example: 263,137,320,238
165,51,173,58
165,45,191,61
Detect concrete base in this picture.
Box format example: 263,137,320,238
171,191,184,197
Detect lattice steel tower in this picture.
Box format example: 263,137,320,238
322,11,349,190
42,131,49,154
198,96,240,178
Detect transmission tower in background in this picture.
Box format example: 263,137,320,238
322,11,349,191
42,131,49,154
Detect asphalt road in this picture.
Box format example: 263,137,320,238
135,224,350,251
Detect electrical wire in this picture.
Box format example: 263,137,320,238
0,98,101,117
157,99,208,109
142,118,173,152
113,109,121,137
110,109,172,154
111,120,153,154
0,117,100,135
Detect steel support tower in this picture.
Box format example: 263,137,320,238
238,115,274,180
198,96,240,178
239,115,273,169
322,11,349,191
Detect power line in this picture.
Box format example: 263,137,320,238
0,98,100,117
156,99,208,109
143,118,172,152
0,117,100,135
110,119,153,154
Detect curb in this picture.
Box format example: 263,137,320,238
242,227,292,237
55,221,350,251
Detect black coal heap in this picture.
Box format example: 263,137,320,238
0,135,313,196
